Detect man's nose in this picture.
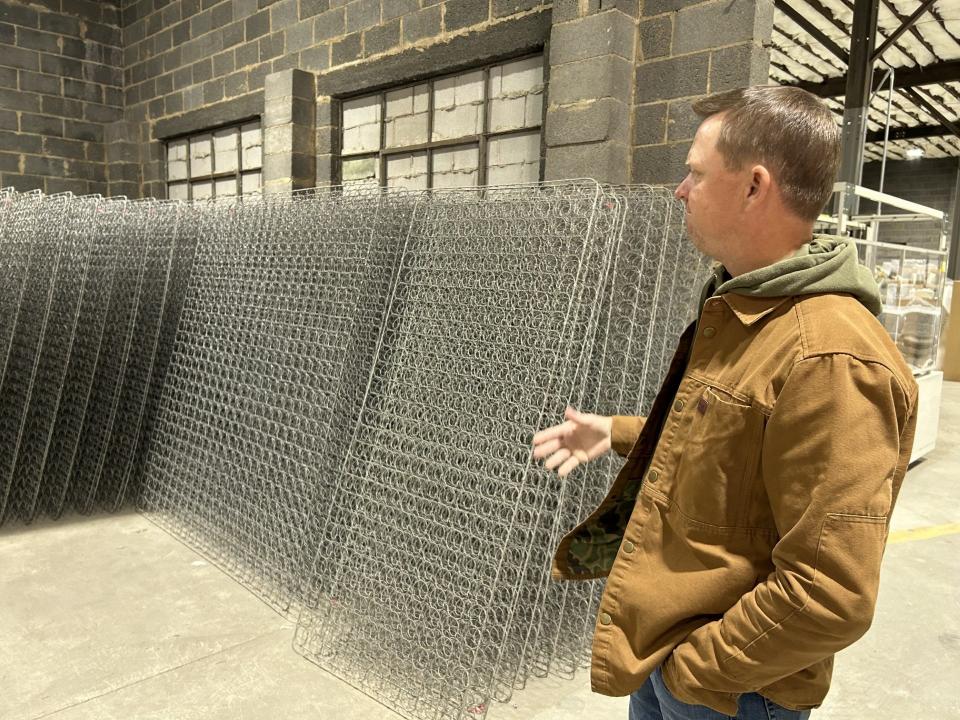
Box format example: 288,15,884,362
674,178,688,201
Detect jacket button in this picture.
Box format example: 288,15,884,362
702,326,716,338
622,540,635,554
599,612,613,626
673,399,684,412
647,469,659,483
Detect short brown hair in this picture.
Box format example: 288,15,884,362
692,86,840,221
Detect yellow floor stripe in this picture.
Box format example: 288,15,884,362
888,523,960,544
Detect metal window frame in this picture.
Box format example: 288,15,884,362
165,117,263,201
339,52,545,190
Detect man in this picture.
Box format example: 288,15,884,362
532,85,918,720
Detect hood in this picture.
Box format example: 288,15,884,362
712,236,883,316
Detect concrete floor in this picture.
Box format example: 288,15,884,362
2,383,958,720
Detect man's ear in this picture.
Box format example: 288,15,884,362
747,165,771,203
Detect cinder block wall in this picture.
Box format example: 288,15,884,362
0,0,123,195
631,0,773,184
1,0,775,198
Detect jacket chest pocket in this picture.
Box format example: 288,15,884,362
670,382,766,530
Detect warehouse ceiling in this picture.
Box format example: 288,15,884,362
772,0,960,161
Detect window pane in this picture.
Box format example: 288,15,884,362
342,155,379,192
488,56,544,132
343,94,382,154
214,127,239,174
241,171,261,195
384,83,429,148
167,139,188,181
191,180,213,200
241,121,262,169
386,151,428,191
432,144,479,190
486,131,540,186
190,133,212,176
168,181,188,201
432,70,483,142
215,176,237,198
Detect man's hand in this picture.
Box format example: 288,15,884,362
531,407,612,477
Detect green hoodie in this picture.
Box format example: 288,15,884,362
702,236,883,317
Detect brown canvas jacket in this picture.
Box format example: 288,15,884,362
551,291,919,714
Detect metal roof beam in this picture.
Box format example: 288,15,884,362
785,59,960,97
872,0,937,62
774,0,849,63
901,87,960,139
865,124,953,143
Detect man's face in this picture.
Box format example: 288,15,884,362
674,114,748,265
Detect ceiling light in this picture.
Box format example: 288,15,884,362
906,147,924,160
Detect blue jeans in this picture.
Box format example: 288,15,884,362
629,667,812,720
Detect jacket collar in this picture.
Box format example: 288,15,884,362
720,294,792,326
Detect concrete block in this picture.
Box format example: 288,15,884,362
674,0,771,55
270,0,299,27
0,150,17,172
315,152,336,184
213,1,235,27
264,123,315,157
264,67,315,101
667,97,700,141
0,67,14,90
549,10,636,65
548,54,632,105
222,20,246,48
314,7,345,40
62,79,103,104
64,119,102,143
0,46,40,72
285,19,314,52
402,5,441,43
631,101,667,145
709,42,770,92
203,77,225,103
382,0,419,21
639,15,671,59
300,0,330,20
316,97,336,127
631,140,689,184
39,54,81,79
236,40,260,68
544,97,629,147
45,176,90,194
83,102,122,123
345,0,380,33
214,51,236,77
17,70,58,96
258,31,285,62
300,44,330,72
16,27,60,54
42,136,85,160
192,58,213,84
0,3,38,29
332,31,361,65
0,109,17,131
544,141,629,185
0,131,43,154
444,0,488,31
634,52,708,103
38,12,81,36
364,18,400,57
245,8,270,40
1,173,44,192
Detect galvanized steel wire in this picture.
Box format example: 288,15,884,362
0,181,707,720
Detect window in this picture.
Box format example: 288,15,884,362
166,120,263,201
340,55,544,192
